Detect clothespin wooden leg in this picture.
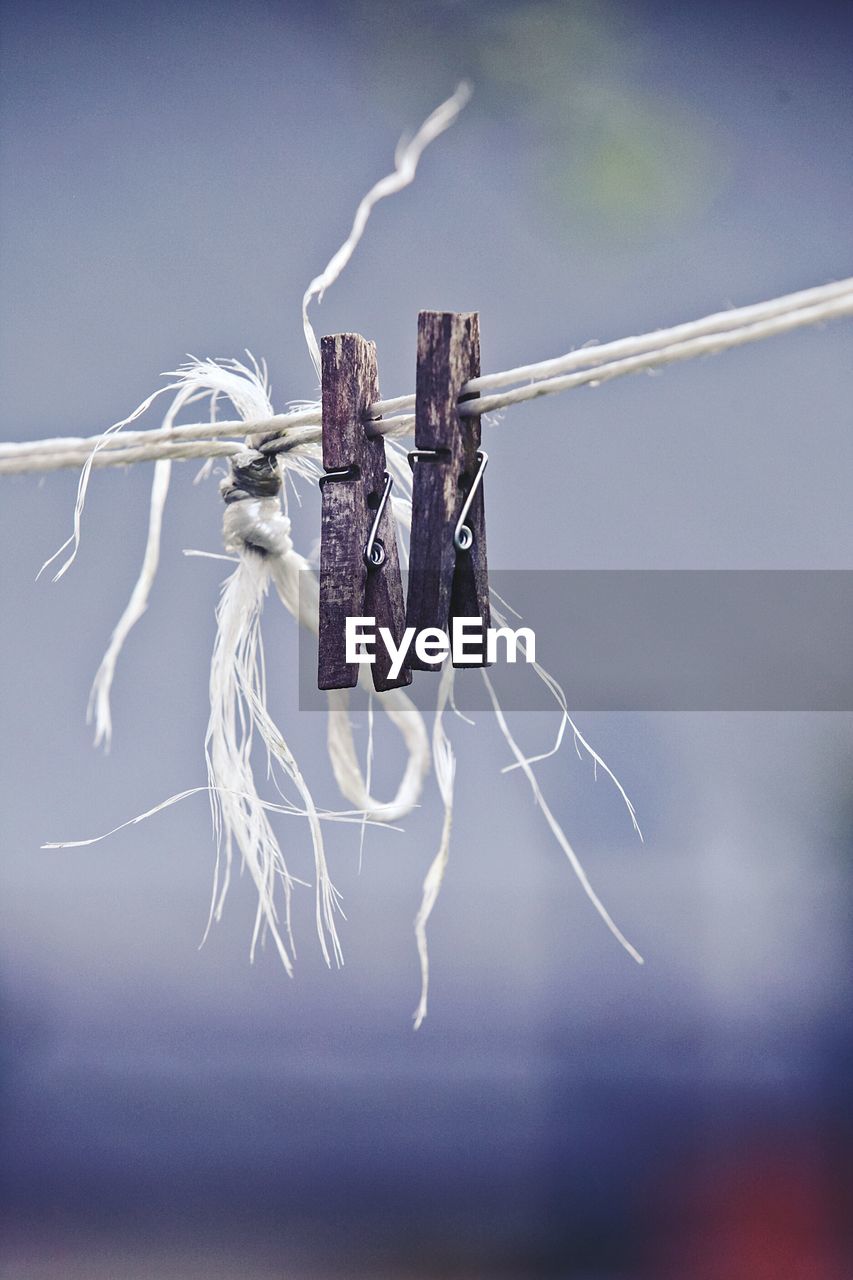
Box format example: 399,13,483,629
318,333,412,692
406,310,490,670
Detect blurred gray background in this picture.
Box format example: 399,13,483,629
1,2,851,1276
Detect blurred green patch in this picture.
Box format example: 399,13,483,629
350,0,728,242
545,91,723,236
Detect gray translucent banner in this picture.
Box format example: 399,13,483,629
297,571,853,711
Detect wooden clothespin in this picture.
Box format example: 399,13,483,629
318,333,411,692
406,310,490,670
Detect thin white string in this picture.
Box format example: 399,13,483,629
481,670,644,967
42,786,387,850
301,82,472,377
412,660,456,1030
87,360,283,750
3,281,850,476
268,542,430,824
33,381,186,579
87,457,172,749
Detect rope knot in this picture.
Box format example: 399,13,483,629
221,450,292,559
220,449,282,504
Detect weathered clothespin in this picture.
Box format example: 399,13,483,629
318,333,411,692
406,310,490,670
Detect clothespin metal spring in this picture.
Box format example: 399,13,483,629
363,472,393,568
318,464,392,569
407,448,489,552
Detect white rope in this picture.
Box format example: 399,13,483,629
464,274,853,393
0,439,242,474
464,289,853,418
207,458,431,968
3,280,850,476
0,415,300,460
205,507,306,973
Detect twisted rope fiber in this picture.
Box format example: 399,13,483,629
1,279,851,476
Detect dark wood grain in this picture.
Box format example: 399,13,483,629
318,333,411,692
406,311,490,670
